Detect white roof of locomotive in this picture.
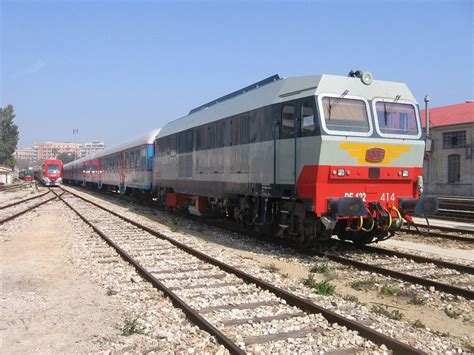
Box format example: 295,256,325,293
64,129,160,168
157,74,417,138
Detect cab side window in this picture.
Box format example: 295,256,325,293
301,100,315,135
280,104,295,138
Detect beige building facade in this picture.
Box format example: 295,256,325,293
422,102,473,196
35,142,82,161
13,147,37,162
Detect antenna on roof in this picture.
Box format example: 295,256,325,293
189,74,282,115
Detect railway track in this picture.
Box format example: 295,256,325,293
0,189,60,224
0,182,27,192
400,225,474,243
433,197,474,223
61,185,474,299
56,188,422,354
318,243,473,300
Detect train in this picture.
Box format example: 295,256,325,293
64,71,438,245
19,168,34,182
36,159,63,186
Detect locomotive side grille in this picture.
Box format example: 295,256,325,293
368,167,380,178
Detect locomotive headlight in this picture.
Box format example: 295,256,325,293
361,71,373,85
337,169,345,177
402,170,409,177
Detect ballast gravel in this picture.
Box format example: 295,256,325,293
60,205,225,353
62,186,473,353
61,193,383,353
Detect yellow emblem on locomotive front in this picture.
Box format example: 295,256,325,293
339,143,411,165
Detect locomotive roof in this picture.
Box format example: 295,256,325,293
64,129,160,168
157,73,417,138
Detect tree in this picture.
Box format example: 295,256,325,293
0,105,19,167
57,152,75,164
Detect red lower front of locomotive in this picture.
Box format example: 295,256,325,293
297,165,436,221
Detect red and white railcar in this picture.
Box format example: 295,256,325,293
37,159,63,186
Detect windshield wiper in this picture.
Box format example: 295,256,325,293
383,95,401,125
327,90,349,120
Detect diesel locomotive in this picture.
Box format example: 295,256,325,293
64,71,438,245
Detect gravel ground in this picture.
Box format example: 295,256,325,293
0,185,47,207
390,231,473,251
62,186,474,353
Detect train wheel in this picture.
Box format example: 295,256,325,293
341,230,374,245
353,231,375,245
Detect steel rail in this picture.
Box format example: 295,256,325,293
0,190,50,210
318,252,474,300
400,227,474,243
0,191,61,224
361,244,474,274
59,187,424,355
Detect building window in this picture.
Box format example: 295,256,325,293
447,154,460,183
443,131,466,149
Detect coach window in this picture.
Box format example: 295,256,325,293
320,96,371,135
141,147,146,168
281,104,295,137
125,152,130,169
130,151,135,168
301,100,315,135
448,154,460,183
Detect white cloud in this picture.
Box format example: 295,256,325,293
13,59,47,78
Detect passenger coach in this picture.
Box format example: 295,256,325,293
64,129,160,196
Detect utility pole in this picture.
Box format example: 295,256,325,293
424,95,430,136
423,95,431,194
73,129,79,160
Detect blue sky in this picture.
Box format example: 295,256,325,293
1,0,472,147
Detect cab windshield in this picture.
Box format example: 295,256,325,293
375,102,419,136
322,97,370,133
48,164,60,173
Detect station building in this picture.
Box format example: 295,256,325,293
0,165,13,185
421,101,473,196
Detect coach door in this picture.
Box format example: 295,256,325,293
275,103,297,186
119,151,126,193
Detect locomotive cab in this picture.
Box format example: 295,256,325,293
295,73,439,244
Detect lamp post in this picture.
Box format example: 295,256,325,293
424,95,430,137
423,96,431,193
73,129,79,160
